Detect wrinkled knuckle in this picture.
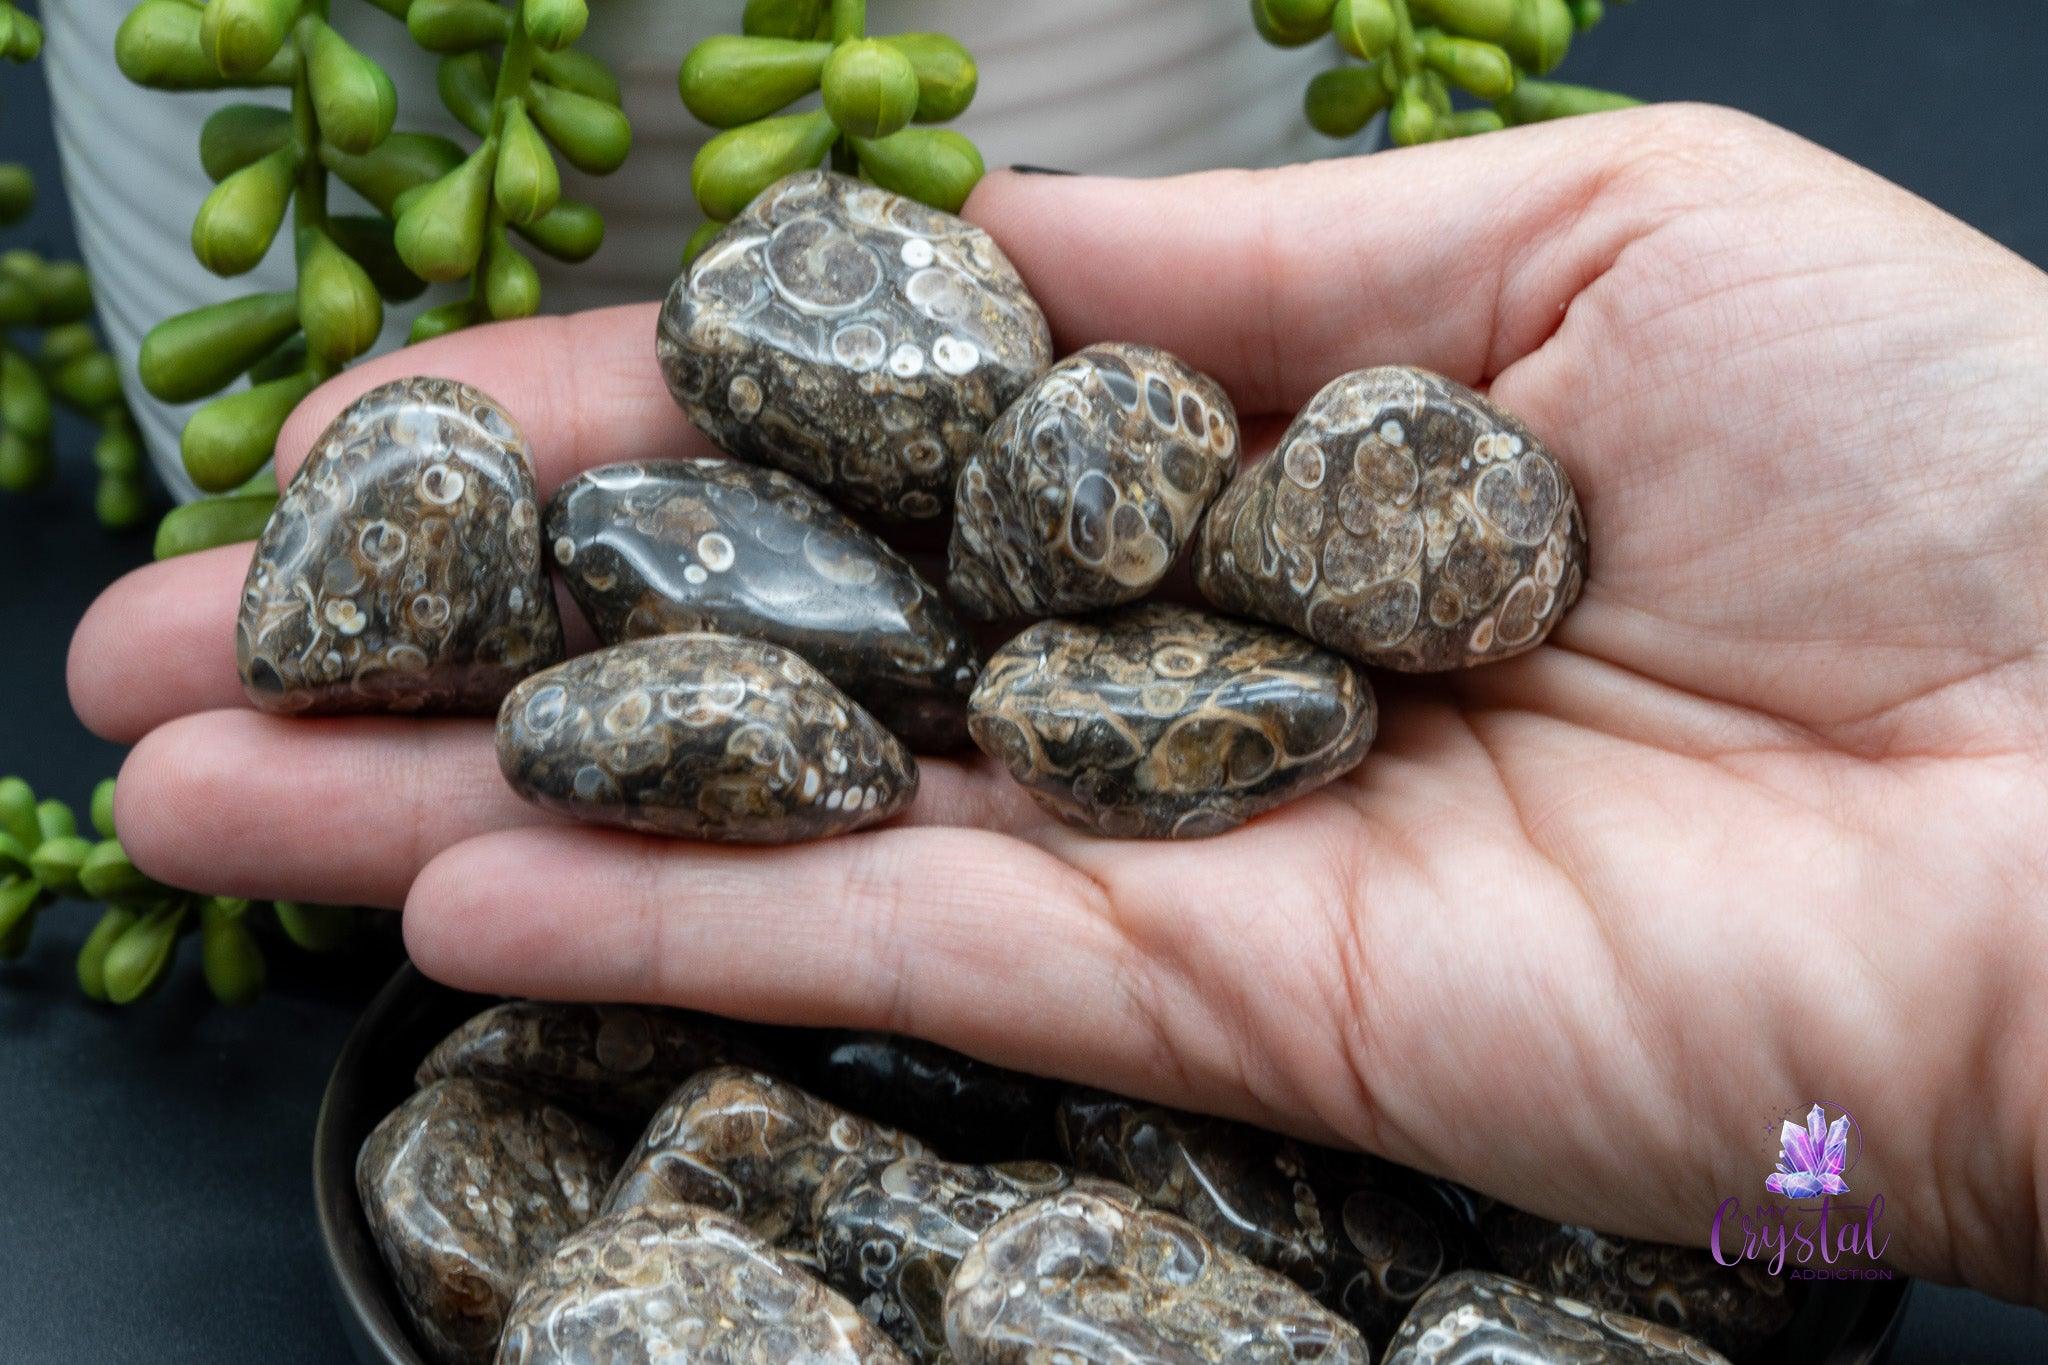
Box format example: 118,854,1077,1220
1615,103,1803,194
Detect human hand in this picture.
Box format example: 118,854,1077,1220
70,105,2048,1304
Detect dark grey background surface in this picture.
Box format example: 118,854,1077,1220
4,0,2045,1359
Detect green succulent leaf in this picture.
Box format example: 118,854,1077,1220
680,36,830,129
527,81,632,175
298,226,384,365
875,33,977,123
406,0,513,53
493,101,562,225
511,198,604,262
321,132,466,216
394,138,497,282
154,492,280,559
199,103,294,181
691,110,836,222
198,0,297,80
77,905,141,1002
191,144,296,276
851,125,984,214
307,19,398,155
181,368,321,492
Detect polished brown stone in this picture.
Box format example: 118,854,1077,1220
1059,1091,1471,1343
968,604,1376,838
1196,366,1585,671
1381,1270,1730,1364
355,1078,616,1365
1478,1205,1796,1358
498,1201,906,1364
413,1001,766,1131
658,170,1052,521
804,1032,1059,1164
602,1067,926,1248
547,459,979,750
496,634,918,843
812,1157,1132,1361
949,343,1239,617
237,377,562,713
944,1189,1373,1363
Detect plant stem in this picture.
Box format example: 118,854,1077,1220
1387,0,1420,80
292,2,339,382
830,0,865,44
473,4,540,313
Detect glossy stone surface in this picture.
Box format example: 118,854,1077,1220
1196,366,1585,672
237,377,563,713
1382,1270,1730,1364
949,343,1239,617
804,1032,1058,1163
355,1078,616,1365
499,1201,906,1365
944,1189,1372,1363
496,634,918,843
413,1001,765,1131
1059,1092,1469,1343
813,1157,1130,1361
968,604,1376,838
547,459,980,750
602,1067,926,1247
1478,1206,1795,1358
658,170,1053,521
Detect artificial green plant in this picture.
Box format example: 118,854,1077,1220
0,10,148,527
1252,0,1640,144
0,774,365,1005
679,0,983,262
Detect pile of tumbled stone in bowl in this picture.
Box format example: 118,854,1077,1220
233,168,1585,842
359,1000,1789,1364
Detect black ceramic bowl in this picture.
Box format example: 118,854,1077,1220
315,966,1910,1365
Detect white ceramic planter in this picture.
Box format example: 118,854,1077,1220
47,0,1375,498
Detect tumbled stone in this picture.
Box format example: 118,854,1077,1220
1381,1270,1730,1364
413,1001,766,1131
547,459,980,750
355,1078,617,1365
496,634,918,843
968,604,1376,838
602,1067,925,1248
1196,366,1585,672
658,170,1053,521
944,1189,1372,1363
949,343,1239,618
1058,1091,1470,1343
499,1201,906,1365
804,1032,1058,1163
813,1156,1132,1361
1478,1205,1795,1359
236,377,562,713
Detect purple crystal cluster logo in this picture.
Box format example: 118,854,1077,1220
1711,1101,1893,1280
1764,1103,1851,1199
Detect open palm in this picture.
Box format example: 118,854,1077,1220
70,106,2048,1304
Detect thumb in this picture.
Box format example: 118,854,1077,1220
963,104,1777,415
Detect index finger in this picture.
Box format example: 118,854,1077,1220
275,302,712,492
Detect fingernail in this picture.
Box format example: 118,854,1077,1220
1008,164,1078,176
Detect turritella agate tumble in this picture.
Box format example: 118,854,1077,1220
658,170,1053,520
1381,1271,1730,1364
1197,366,1585,671
547,459,979,750
950,343,1240,618
969,604,1376,838
497,635,917,843
236,377,563,713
